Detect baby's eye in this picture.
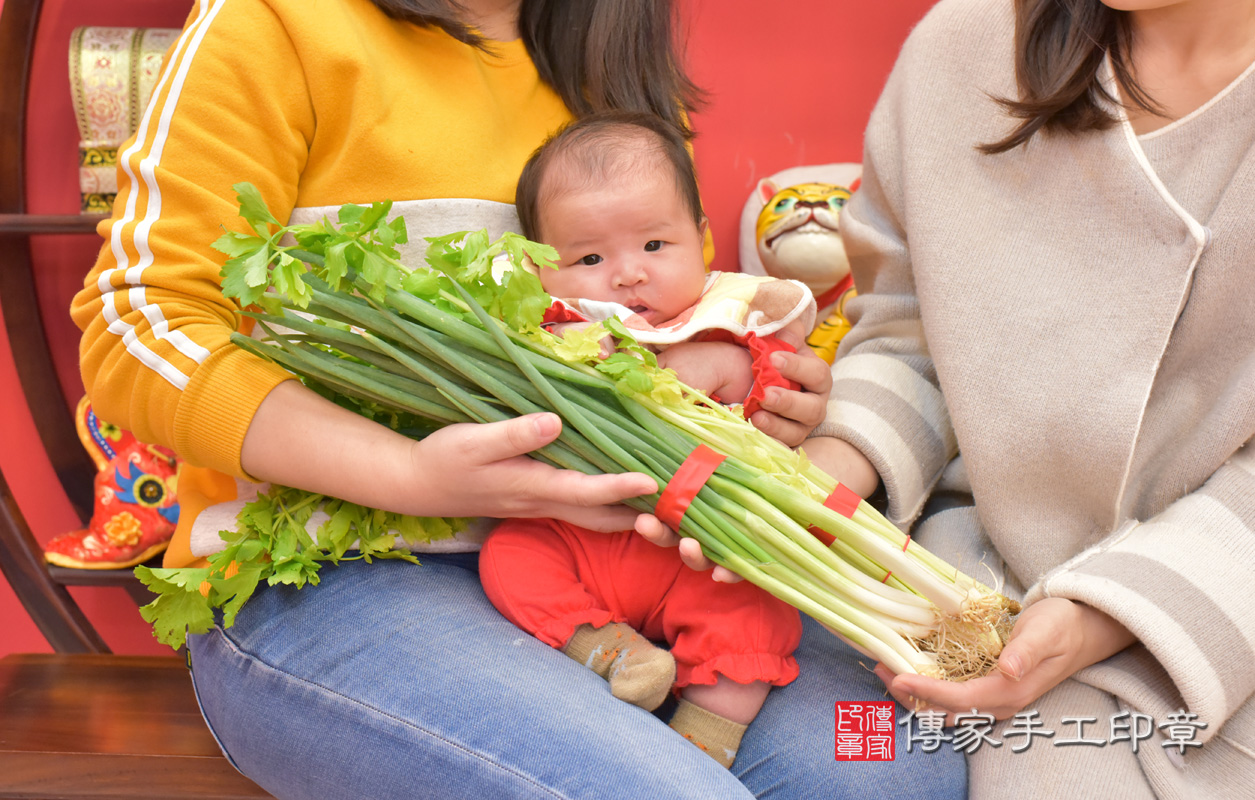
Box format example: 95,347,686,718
644,240,662,252
579,254,603,266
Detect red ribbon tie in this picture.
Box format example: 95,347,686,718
808,483,862,545
655,445,726,531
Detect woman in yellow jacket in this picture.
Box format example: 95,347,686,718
72,0,965,796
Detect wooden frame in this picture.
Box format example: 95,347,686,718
0,471,107,653
0,0,154,654
0,0,98,520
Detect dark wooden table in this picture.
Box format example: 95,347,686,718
0,654,274,799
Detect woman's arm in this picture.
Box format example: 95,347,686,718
243,381,656,531
876,598,1135,722
72,0,316,477
798,436,879,499
881,437,1255,733
72,0,658,529
804,56,957,530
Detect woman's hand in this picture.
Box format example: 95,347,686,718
408,413,657,532
243,383,656,531
873,598,1137,722
634,514,742,582
747,329,832,447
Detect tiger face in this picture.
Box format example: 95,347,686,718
754,180,855,295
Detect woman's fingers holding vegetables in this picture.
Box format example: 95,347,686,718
547,500,652,533
412,414,657,528
459,412,565,464
634,513,681,547
873,663,959,725
635,517,743,582
884,667,1035,723
677,538,742,582
878,599,1129,722
524,465,659,532
467,414,657,500
877,661,1039,724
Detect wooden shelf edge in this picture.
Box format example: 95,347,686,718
46,552,166,587
0,213,108,235
0,653,182,667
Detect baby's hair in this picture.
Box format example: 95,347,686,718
516,111,703,242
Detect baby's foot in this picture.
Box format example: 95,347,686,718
669,699,748,769
563,622,676,711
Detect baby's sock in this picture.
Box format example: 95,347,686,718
669,699,749,769
562,622,675,711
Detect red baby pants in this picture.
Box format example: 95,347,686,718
480,518,802,689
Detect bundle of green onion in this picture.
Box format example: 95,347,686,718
137,184,1019,679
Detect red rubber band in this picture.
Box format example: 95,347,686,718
807,483,862,545
655,445,726,530
808,527,838,545
824,483,862,519
880,536,912,583
808,527,837,547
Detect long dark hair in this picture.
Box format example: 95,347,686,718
368,0,704,138
981,0,1161,154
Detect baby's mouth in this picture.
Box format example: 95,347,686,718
621,298,660,322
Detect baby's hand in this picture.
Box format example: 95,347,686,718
799,436,879,499
547,321,614,358
657,341,753,403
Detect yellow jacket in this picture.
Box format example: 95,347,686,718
71,0,571,567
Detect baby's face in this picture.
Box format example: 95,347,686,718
535,162,708,326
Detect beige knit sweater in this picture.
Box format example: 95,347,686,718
814,0,1255,795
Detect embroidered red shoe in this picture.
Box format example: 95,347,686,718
44,400,181,570
73,394,139,471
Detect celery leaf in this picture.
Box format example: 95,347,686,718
233,182,280,236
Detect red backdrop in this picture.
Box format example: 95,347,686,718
0,0,937,657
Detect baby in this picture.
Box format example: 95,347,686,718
479,112,816,768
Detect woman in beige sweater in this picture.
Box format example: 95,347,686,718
647,0,1255,796
814,0,1255,795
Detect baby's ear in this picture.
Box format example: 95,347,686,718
698,216,710,238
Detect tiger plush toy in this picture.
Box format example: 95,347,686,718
738,164,862,364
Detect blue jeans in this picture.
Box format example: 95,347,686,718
189,553,966,799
